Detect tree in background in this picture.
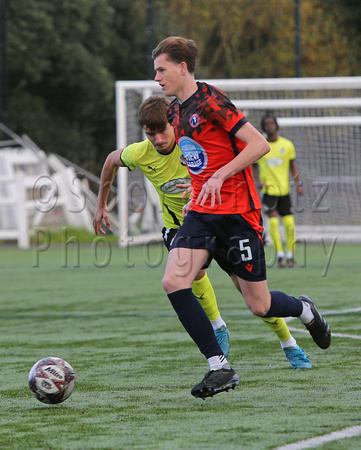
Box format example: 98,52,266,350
164,0,360,78
3,0,361,174
6,0,149,172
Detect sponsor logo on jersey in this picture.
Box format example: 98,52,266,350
266,157,283,167
189,114,200,127
160,177,191,194
178,136,208,175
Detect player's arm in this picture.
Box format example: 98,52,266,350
252,162,263,190
93,149,125,235
290,160,304,195
196,122,270,207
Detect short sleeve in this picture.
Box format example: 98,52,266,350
120,144,137,171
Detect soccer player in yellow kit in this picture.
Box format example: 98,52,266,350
93,95,230,356
93,95,311,370
254,113,304,268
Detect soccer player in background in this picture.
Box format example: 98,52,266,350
253,113,304,268
153,36,331,399
93,95,312,371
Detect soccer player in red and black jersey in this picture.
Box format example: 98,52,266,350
152,36,331,399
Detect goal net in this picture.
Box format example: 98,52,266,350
115,77,361,247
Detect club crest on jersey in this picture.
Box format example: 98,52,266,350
189,114,200,128
178,136,208,175
178,154,187,166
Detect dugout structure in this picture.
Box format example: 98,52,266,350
115,77,361,247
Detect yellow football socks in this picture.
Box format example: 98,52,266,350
262,316,291,343
192,273,220,322
269,216,283,254
192,273,296,348
282,214,296,255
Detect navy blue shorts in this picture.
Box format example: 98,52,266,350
163,226,219,271
170,211,267,282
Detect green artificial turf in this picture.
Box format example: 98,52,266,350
0,241,360,449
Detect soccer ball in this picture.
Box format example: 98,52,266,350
28,357,76,404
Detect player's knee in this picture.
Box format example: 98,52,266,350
242,283,271,317
244,296,270,316
161,275,171,293
162,273,191,294
249,304,269,317
162,274,177,293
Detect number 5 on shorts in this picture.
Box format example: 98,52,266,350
239,239,253,261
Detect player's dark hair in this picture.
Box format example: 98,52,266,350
137,95,170,131
261,113,279,132
152,36,198,74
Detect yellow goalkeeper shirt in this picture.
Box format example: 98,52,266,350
256,136,296,196
120,140,191,229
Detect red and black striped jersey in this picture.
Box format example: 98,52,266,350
167,82,261,214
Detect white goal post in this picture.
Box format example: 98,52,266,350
115,76,361,247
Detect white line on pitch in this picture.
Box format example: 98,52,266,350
284,306,361,339
285,306,361,320
275,425,361,450
323,307,361,314
287,327,361,339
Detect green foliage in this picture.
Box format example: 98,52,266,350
0,243,361,448
163,0,361,78
6,0,149,173
3,0,361,175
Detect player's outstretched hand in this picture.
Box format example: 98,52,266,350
93,206,110,235
196,176,222,207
